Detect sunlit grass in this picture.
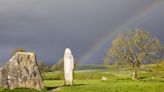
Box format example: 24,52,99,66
1,64,164,92
44,80,164,92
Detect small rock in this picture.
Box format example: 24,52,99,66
101,77,108,81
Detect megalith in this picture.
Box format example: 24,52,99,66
64,48,74,86
0,52,44,90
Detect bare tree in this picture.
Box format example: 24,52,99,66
51,64,57,72
57,58,64,70
104,29,163,80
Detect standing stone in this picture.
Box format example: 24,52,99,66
0,52,44,90
64,48,74,86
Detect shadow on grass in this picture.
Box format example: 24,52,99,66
0,88,45,92
47,86,62,90
138,77,147,80
46,84,87,91
74,84,87,86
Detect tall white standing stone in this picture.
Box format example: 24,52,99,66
64,48,74,85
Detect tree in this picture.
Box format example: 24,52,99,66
154,59,164,71
56,58,64,70
56,58,64,79
50,58,64,72
11,48,26,56
51,64,57,72
37,61,48,73
104,29,163,80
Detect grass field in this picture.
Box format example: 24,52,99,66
1,65,164,92
45,80,164,92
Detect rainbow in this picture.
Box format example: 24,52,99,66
79,0,164,64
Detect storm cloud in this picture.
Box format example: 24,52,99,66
0,0,164,65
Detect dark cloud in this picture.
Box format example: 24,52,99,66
0,0,164,66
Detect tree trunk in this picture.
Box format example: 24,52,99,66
132,66,137,80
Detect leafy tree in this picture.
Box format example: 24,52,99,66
104,29,163,80
11,48,26,56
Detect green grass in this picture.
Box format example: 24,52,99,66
42,68,164,92
1,64,164,92
43,80,164,92
1,79,164,92
0,88,46,92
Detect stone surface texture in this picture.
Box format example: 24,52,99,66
64,48,74,85
0,52,44,90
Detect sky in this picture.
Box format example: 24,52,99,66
0,0,164,66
